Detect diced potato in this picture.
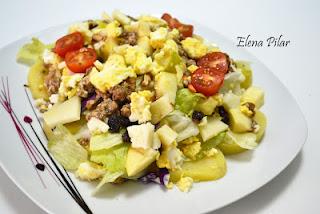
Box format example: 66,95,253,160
126,147,158,176
229,108,252,133
241,86,264,109
27,59,49,100
199,117,228,142
195,97,218,115
254,110,267,142
155,72,177,104
150,95,174,124
170,150,226,182
218,141,247,155
43,96,81,128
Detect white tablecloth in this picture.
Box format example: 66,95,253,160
0,0,319,213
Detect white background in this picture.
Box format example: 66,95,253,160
0,0,319,213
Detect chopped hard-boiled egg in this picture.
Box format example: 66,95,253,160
87,117,109,135
181,37,208,58
129,90,153,124
124,46,153,74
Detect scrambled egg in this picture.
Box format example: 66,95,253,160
150,27,168,49
181,37,208,58
69,22,93,44
157,146,184,171
75,162,105,181
152,39,180,74
87,117,109,135
180,136,200,145
129,90,153,124
181,141,201,160
167,29,180,40
90,54,136,92
105,21,122,38
176,177,193,192
240,102,255,117
124,46,153,74
58,69,84,98
137,15,167,28
203,148,219,157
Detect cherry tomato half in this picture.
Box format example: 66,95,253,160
161,13,193,38
54,32,84,58
65,48,97,73
197,52,229,74
191,67,224,96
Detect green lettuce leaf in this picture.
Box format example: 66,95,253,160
17,38,52,66
89,133,123,151
48,125,88,170
90,143,129,173
93,171,124,195
197,132,226,159
175,88,203,115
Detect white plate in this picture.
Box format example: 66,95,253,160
0,20,307,214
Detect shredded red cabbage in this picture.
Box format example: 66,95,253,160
138,168,169,186
81,94,96,112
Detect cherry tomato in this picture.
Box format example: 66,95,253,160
161,13,193,38
197,52,229,74
65,48,97,73
54,32,84,57
191,67,224,96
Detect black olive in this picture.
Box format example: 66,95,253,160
218,106,230,125
192,111,205,123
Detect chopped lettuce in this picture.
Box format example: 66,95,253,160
89,132,123,151
17,38,51,66
90,143,129,172
161,110,199,142
225,131,258,150
93,171,124,195
175,89,203,115
197,132,226,159
48,125,88,170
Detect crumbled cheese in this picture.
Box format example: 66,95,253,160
58,61,66,70
49,94,59,104
42,49,60,65
87,117,109,135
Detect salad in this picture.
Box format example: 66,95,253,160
17,10,266,193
